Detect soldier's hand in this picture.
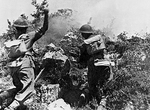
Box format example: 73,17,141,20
43,8,49,14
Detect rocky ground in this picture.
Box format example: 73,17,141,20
0,75,101,110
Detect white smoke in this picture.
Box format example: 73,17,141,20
1,0,150,37
45,0,150,36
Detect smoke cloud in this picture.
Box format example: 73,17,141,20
1,0,150,37
45,0,150,37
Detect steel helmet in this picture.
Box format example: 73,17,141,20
13,17,28,28
79,24,93,33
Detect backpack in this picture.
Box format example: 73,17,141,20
84,35,106,55
4,34,28,58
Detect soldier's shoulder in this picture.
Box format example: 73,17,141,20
25,31,36,39
27,31,36,36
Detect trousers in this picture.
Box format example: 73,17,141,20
87,58,110,104
0,54,35,108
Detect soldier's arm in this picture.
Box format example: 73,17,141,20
27,9,49,49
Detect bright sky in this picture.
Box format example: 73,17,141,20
1,0,150,36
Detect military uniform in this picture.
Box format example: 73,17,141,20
78,24,110,104
0,9,49,109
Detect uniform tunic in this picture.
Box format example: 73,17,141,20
79,34,110,104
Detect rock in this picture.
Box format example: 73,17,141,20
8,100,20,109
97,97,107,110
39,84,59,103
48,98,72,110
124,101,134,110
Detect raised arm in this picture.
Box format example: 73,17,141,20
32,9,49,42
26,9,49,49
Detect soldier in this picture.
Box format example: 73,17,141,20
0,9,49,109
78,24,111,105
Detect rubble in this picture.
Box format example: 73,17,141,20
48,98,72,110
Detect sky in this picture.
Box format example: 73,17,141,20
1,0,150,36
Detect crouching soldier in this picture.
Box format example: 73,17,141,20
78,24,112,105
0,9,49,109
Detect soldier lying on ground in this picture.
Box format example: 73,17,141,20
41,44,70,84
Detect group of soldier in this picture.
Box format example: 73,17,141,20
0,8,116,110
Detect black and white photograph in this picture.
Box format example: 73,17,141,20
0,0,150,110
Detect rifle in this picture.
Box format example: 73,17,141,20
0,67,45,109
15,68,45,103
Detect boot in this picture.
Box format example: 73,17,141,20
0,88,17,109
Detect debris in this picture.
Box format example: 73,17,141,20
48,98,72,110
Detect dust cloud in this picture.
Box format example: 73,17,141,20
45,0,150,37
